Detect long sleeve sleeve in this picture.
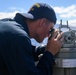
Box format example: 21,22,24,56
0,32,55,75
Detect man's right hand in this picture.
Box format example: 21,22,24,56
46,29,64,55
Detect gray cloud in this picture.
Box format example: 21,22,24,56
54,4,76,18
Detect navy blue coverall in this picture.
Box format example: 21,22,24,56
0,13,55,75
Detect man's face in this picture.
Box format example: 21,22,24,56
35,19,54,43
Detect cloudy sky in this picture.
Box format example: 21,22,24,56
0,0,76,26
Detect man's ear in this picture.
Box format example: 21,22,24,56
39,18,46,27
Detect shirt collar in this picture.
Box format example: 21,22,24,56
14,13,30,36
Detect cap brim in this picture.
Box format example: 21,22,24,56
20,13,34,19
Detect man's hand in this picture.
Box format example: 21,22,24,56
46,29,64,55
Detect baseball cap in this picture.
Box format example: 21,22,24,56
20,3,57,24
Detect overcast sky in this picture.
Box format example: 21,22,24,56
0,0,76,26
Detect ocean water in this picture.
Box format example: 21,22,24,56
31,24,76,46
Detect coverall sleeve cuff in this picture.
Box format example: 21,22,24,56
42,51,55,65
